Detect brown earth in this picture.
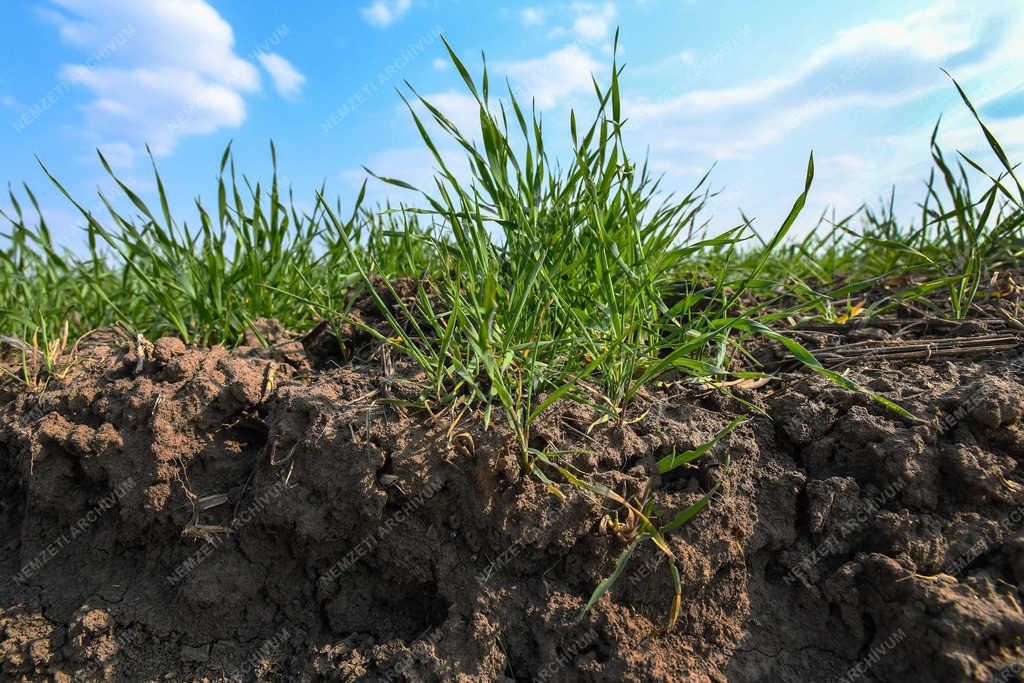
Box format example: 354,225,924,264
2,308,1024,681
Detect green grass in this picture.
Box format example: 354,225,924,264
3,59,1018,353
2,36,1022,627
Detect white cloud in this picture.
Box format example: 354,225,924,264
95,141,139,167
413,47,600,149
341,144,471,207
648,159,708,178
672,50,695,66
628,0,1023,160
650,49,695,71
432,57,449,71
41,0,301,165
48,0,259,90
629,48,698,78
360,0,412,28
395,43,607,198
501,45,600,109
571,2,616,44
411,90,481,135
604,0,1024,237
256,52,306,100
61,63,248,159
881,111,1024,177
816,153,873,176
520,7,546,27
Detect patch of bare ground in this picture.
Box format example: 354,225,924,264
1,311,1023,681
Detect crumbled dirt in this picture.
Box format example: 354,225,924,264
2,314,1024,681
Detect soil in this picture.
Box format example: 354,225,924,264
2,302,1024,681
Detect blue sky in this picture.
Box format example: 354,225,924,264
2,0,1023,248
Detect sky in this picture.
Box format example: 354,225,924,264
2,0,1023,249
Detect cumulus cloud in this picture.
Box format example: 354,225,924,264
94,141,137,168
571,2,616,44
257,52,305,100
385,43,602,205
341,144,472,207
42,0,301,165
410,46,600,123
501,45,600,109
411,90,481,134
374,39,606,211
360,0,412,28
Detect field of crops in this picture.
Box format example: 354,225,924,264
2,41,1023,681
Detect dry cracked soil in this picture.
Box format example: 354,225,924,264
2,310,1024,681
